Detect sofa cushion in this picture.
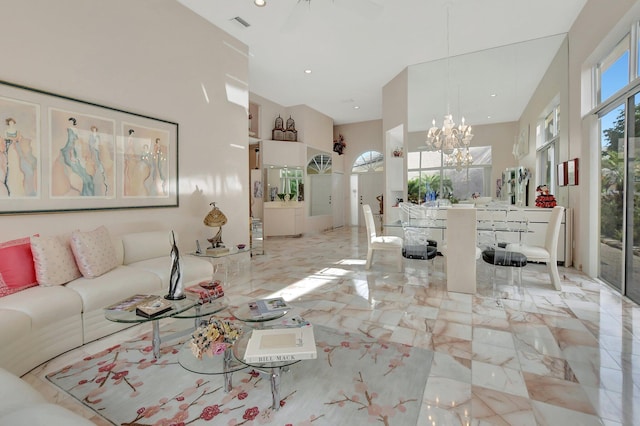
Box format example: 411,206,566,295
0,310,31,347
70,226,118,278
0,236,38,296
128,256,213,287
121,230,174,265
0,368,46,418
30,235,81,286
65,265,163,312
0,286,82,328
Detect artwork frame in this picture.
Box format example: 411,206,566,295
557,161,567,187
0,80,178,214
567,158,579,186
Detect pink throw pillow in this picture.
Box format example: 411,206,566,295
0,236,38,296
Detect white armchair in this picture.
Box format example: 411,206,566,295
506,206,564,290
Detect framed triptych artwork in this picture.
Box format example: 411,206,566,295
0,80,178,214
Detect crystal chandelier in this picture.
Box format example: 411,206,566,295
424,5,474,171
426,114,474,171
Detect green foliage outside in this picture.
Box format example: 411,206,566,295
600,106,640,245
407,174,454,204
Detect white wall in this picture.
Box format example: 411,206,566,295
334,120,384,226
2,0,250,251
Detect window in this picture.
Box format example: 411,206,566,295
536,105,560,193
352,150,383,173
279,168,303,198
598,34,630,104
406,146,492,204
307,153,332,174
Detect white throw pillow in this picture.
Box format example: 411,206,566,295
71,226,118,278
30,235,81,286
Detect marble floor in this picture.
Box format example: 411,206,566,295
24,226,640,425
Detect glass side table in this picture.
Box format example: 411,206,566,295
232,327,300,410
104,297,197,359
190,248,251,285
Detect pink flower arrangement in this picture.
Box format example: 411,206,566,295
189,319,242,359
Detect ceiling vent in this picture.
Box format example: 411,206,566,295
231,16,251,28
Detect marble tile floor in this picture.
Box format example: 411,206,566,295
23,226,640,425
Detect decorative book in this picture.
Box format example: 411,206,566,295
135,297,173,318
185,281,224,303
248,297,290,319
243,325,316,363
105,294,158,312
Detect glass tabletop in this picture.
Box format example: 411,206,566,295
104,297,197,323
228,303,288,323
190,247,250,259
172,297,228,319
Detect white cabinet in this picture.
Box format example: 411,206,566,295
422,205,572,266
264,202,304,237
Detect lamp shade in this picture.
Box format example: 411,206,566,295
204,203,227,228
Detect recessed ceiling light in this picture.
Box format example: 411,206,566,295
254,0,266,7
487,115,492,119
354,106,360,109
304,69,312,74
490,93,497,97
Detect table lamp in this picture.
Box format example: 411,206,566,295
204,202,229,254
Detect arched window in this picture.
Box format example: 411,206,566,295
307,153,332,174
352,150,383,173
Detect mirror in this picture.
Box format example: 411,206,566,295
407,34,567,132
264,166,303,202
307,147,332,216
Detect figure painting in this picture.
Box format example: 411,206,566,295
122,122,169,198
49,108,115,198
0,96,39,198
0,81,177,214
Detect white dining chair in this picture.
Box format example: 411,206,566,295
362,204,403,272
506,206,564,290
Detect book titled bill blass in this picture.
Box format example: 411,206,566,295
243,325,317,363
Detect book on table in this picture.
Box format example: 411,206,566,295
243,324,317,363
105,294,158,312
185,280,224,303
135,297,174,318
248,297,290,318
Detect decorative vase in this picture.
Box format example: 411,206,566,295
166,230,185,300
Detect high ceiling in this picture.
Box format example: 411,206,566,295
177,0,587,127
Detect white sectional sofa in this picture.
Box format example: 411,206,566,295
0,367,94,425
0,229,212,377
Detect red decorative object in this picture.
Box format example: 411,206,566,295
535,185,557,208
333,134,346,155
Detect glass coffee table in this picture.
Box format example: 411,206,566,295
104,297,196,359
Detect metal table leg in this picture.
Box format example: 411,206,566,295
223,347,233,392
152,320,161,359
270,366,282,410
